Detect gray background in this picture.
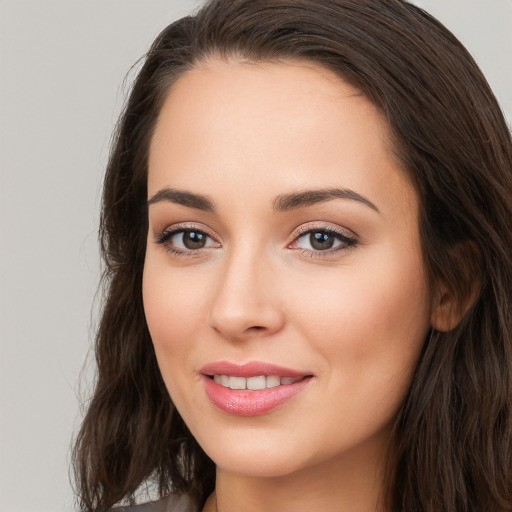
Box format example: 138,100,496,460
0,1,510,511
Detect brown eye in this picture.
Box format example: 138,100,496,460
309,231,335,250
292,227,357,254
156,228,219,253
181,230,208,249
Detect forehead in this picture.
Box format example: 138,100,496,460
150,58,374,157
148,57,417,219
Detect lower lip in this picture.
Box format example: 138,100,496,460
203,376,313,416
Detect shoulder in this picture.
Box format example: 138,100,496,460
113,494,197,512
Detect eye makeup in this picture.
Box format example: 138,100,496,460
154,220,358,260
288,222,358,258
154,222,221,258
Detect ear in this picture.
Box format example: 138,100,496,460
430,282,477,332
430,242,481,332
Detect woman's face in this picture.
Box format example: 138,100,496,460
143,59,432,478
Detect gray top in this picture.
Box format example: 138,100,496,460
114,494,196,512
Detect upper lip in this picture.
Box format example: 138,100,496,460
200,361,312,378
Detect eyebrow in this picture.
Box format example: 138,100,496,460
147,186,379,214
273,188,379,213
147,188,215,211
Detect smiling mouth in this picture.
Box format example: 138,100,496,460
210,374,304,390
201,363,314,415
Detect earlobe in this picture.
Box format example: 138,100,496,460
430,242,481,332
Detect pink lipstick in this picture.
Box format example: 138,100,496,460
200,361,314,416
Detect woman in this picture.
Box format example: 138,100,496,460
73,0,512,511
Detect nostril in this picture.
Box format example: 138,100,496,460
245,325,267,334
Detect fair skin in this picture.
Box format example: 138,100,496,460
143,58,444,512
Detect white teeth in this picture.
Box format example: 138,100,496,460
266,375,281,388
229,376,246,390
212,374,303,390
247,376,266,390
281,377,300,385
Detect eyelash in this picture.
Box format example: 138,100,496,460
154,224,358,258
155,225,218,258
289,225,358,258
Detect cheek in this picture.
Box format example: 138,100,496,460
144,273,191,342
142,257,207,387
281,253,431,455
290,246,431,393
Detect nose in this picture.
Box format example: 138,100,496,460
208,247,285,341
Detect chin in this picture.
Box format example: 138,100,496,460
196,429,309,478
216,453,305,478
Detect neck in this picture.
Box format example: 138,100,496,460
209,436,391,512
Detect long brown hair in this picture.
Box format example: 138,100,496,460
73,1,512,510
